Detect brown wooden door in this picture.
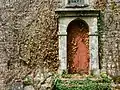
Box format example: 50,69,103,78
67,20,89,74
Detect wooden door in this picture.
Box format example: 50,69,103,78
67,20,89,74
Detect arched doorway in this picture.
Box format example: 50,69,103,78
67,19,89,74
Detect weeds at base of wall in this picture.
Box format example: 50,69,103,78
54,73,112,90
54,79,111,90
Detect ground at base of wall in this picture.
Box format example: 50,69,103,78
54,74,116,90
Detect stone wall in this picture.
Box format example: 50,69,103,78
0,0,120,90
94,0,120,77
101,0,120,76
0,0,60,89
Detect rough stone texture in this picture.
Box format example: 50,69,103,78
95,0,120,77
24,85,34,90
0,0,120,90
0,0,59,89
10,81,23,90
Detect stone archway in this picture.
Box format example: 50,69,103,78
67,19,89,74
56,8,100,75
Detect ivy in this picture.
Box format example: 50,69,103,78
54,74,112,90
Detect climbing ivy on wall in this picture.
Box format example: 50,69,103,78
0,0,120,89
0,0,59,89
95,0,120,81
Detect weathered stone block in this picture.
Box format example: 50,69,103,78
10,81,23,90
24,85,34,90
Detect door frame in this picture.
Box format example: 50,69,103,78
56,9,100,76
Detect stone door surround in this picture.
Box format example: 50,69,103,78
55,8,100,76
